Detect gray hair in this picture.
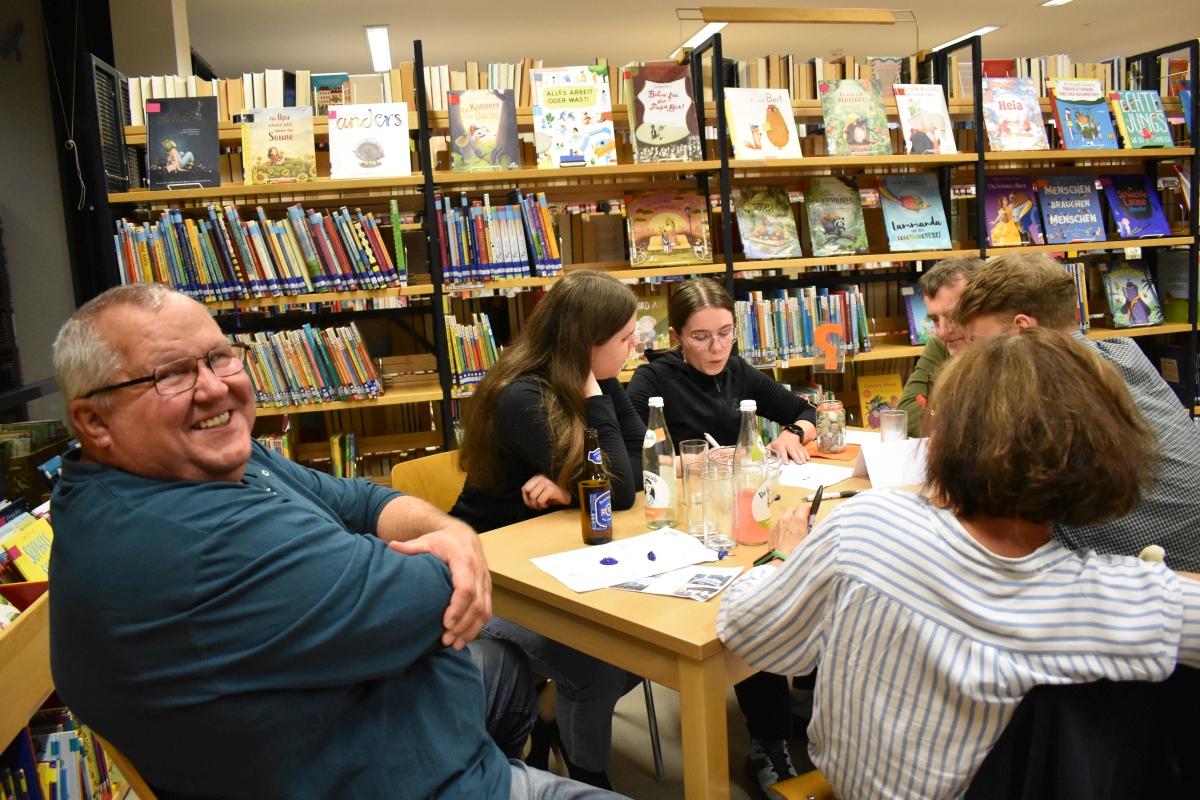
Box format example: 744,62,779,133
918,256,985,299
53,283,181,406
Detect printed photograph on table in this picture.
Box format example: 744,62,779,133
240,107,317,185
724,88,803,159
1035,174,1106,244
818,79,893,156
894,84,956,154
879,174,951,251
145,97,220,189
1099,262,1164,328
448,89,521,172
733,186,803,260
625,190,712,268
531,66,618,169
981,77,1050,152
984,174,1044,246
858,373,903,430
1109,90,1174,148
1049,79,1118,150
624,62,703,163
804,176,869,257
327,103,411,179
1100,174,1171,238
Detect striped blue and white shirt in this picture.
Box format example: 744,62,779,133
718,490,1200,800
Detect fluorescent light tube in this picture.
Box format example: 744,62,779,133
930,25,1001,52
669,21,729,58
1040,0,1074,6
365,25,392,73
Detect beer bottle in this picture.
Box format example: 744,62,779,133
579,427,613,545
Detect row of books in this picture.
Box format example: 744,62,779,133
0,500,51,587
1,706,116,800
444,311,500,391
734,286,874,364
436,190,562,283
983,172,1172,248
232,323,382,408
114,201,407,301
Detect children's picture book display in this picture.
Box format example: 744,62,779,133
1099,261,1164,328
1049,79,1118,150
878,174,951,251
327,103,411,179
1100,174,1171,238
733,186,803,260
310,73,350,116
984,174,1044,246
624,63,703,163
531,66,618,169
145,97,220,189
625,190,712,268
627,288,670,368
724,88,803,159
448,90,521,172
818,80,893,156
981,77,1050,152
240,107,317,185
900,284,934,345
1109,90,1174,148
857,373,903,430
893,84,956,154
805,177,868,256
1035,174,1105,244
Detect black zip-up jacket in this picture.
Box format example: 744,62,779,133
625,349,816,448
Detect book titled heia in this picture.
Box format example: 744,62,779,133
327,103,411,179
145,97,220,190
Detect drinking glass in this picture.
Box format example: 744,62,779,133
879,408,909,442
680,460,708,538
679,439,709,472
701,463,735,553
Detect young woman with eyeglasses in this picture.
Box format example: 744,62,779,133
626,278,817,464
625,278,818,796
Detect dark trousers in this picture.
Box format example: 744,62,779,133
468,637,538,759
733,671,793,742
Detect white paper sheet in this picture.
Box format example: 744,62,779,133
530,528,720,593
613,565,744,602
779,461,856,490
854,438,928,488
844,429,880,445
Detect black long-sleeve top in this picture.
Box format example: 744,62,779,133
450,377,645,533
626,350,817,448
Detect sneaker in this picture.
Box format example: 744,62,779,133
745,739,798,800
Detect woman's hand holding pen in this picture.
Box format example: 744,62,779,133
769,504,812,558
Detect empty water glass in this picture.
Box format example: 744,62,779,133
680,460,708,538
702,463,735,553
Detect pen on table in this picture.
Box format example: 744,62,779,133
803,489,858,502
703,432,721,449
806,485,825,531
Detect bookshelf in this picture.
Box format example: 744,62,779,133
0,593,52,752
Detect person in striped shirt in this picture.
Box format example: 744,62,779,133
718,329,1200,799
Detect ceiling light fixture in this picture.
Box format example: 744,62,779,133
930,25,1001,52
1040,0,1074,5
365,25,392,73
670,22,728,59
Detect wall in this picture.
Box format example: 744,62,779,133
110,0,189,77
0,0,76,420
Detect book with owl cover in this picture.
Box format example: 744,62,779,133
981,77,1050,152
1109,90,1174,148
1035,174,1106,244
624,190,712,268
1099,261,1164,328
240,107,317,185
879,174,951,251
1048,80,1118,150
984,174,1045,246
733,186,803,260
448,90,521,172
327,103,411,179
1100,173,1171,238
531,66,618,169
624,63,703,163
818,80,893,156
893,84,956,155
144,97,220,189
804,176,868,256
724,88,803,159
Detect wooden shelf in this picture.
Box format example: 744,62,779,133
108,174,425,205
1086,323,1193,340
751,342,925,369
294,430,443,462
432,160,723,186
0,592,52,751
734,248,978,271
442,262,727,293
988,236,1195,256
984,147,1195,163
255,380,443,416
207,285,433,311
729,153,978,171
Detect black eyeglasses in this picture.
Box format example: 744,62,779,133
82,344,251,399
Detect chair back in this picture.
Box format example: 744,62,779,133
771,769,836,800
390,450,466,513
94,734,158,800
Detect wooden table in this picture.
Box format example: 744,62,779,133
480,467,871,800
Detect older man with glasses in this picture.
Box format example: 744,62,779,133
47,284,624,800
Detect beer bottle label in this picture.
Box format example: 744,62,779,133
588,489,612,531
587,447,602,466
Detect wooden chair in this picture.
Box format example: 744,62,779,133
94,734,158,800
770,769,835,800
389,450,466,513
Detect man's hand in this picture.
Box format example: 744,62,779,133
769,503,812,557
767,430,811,464
521,473,572,510
387,518,491,650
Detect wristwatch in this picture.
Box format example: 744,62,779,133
753,549,788,567
783,423,807,437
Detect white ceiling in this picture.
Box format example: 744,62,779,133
187,0,1197,77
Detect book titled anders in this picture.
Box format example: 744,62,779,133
1049,79,1118,150
625,63,702,163
1100,174,1171,238
448,90,521,172
145,97,220,190
240,107,317,185
1035,174,1105,244
1109,90,1174,148
879,174,951,251
327,103,411,179
818,80,893,156
733,186,803,260
625,190,712,268
805,176,868,257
